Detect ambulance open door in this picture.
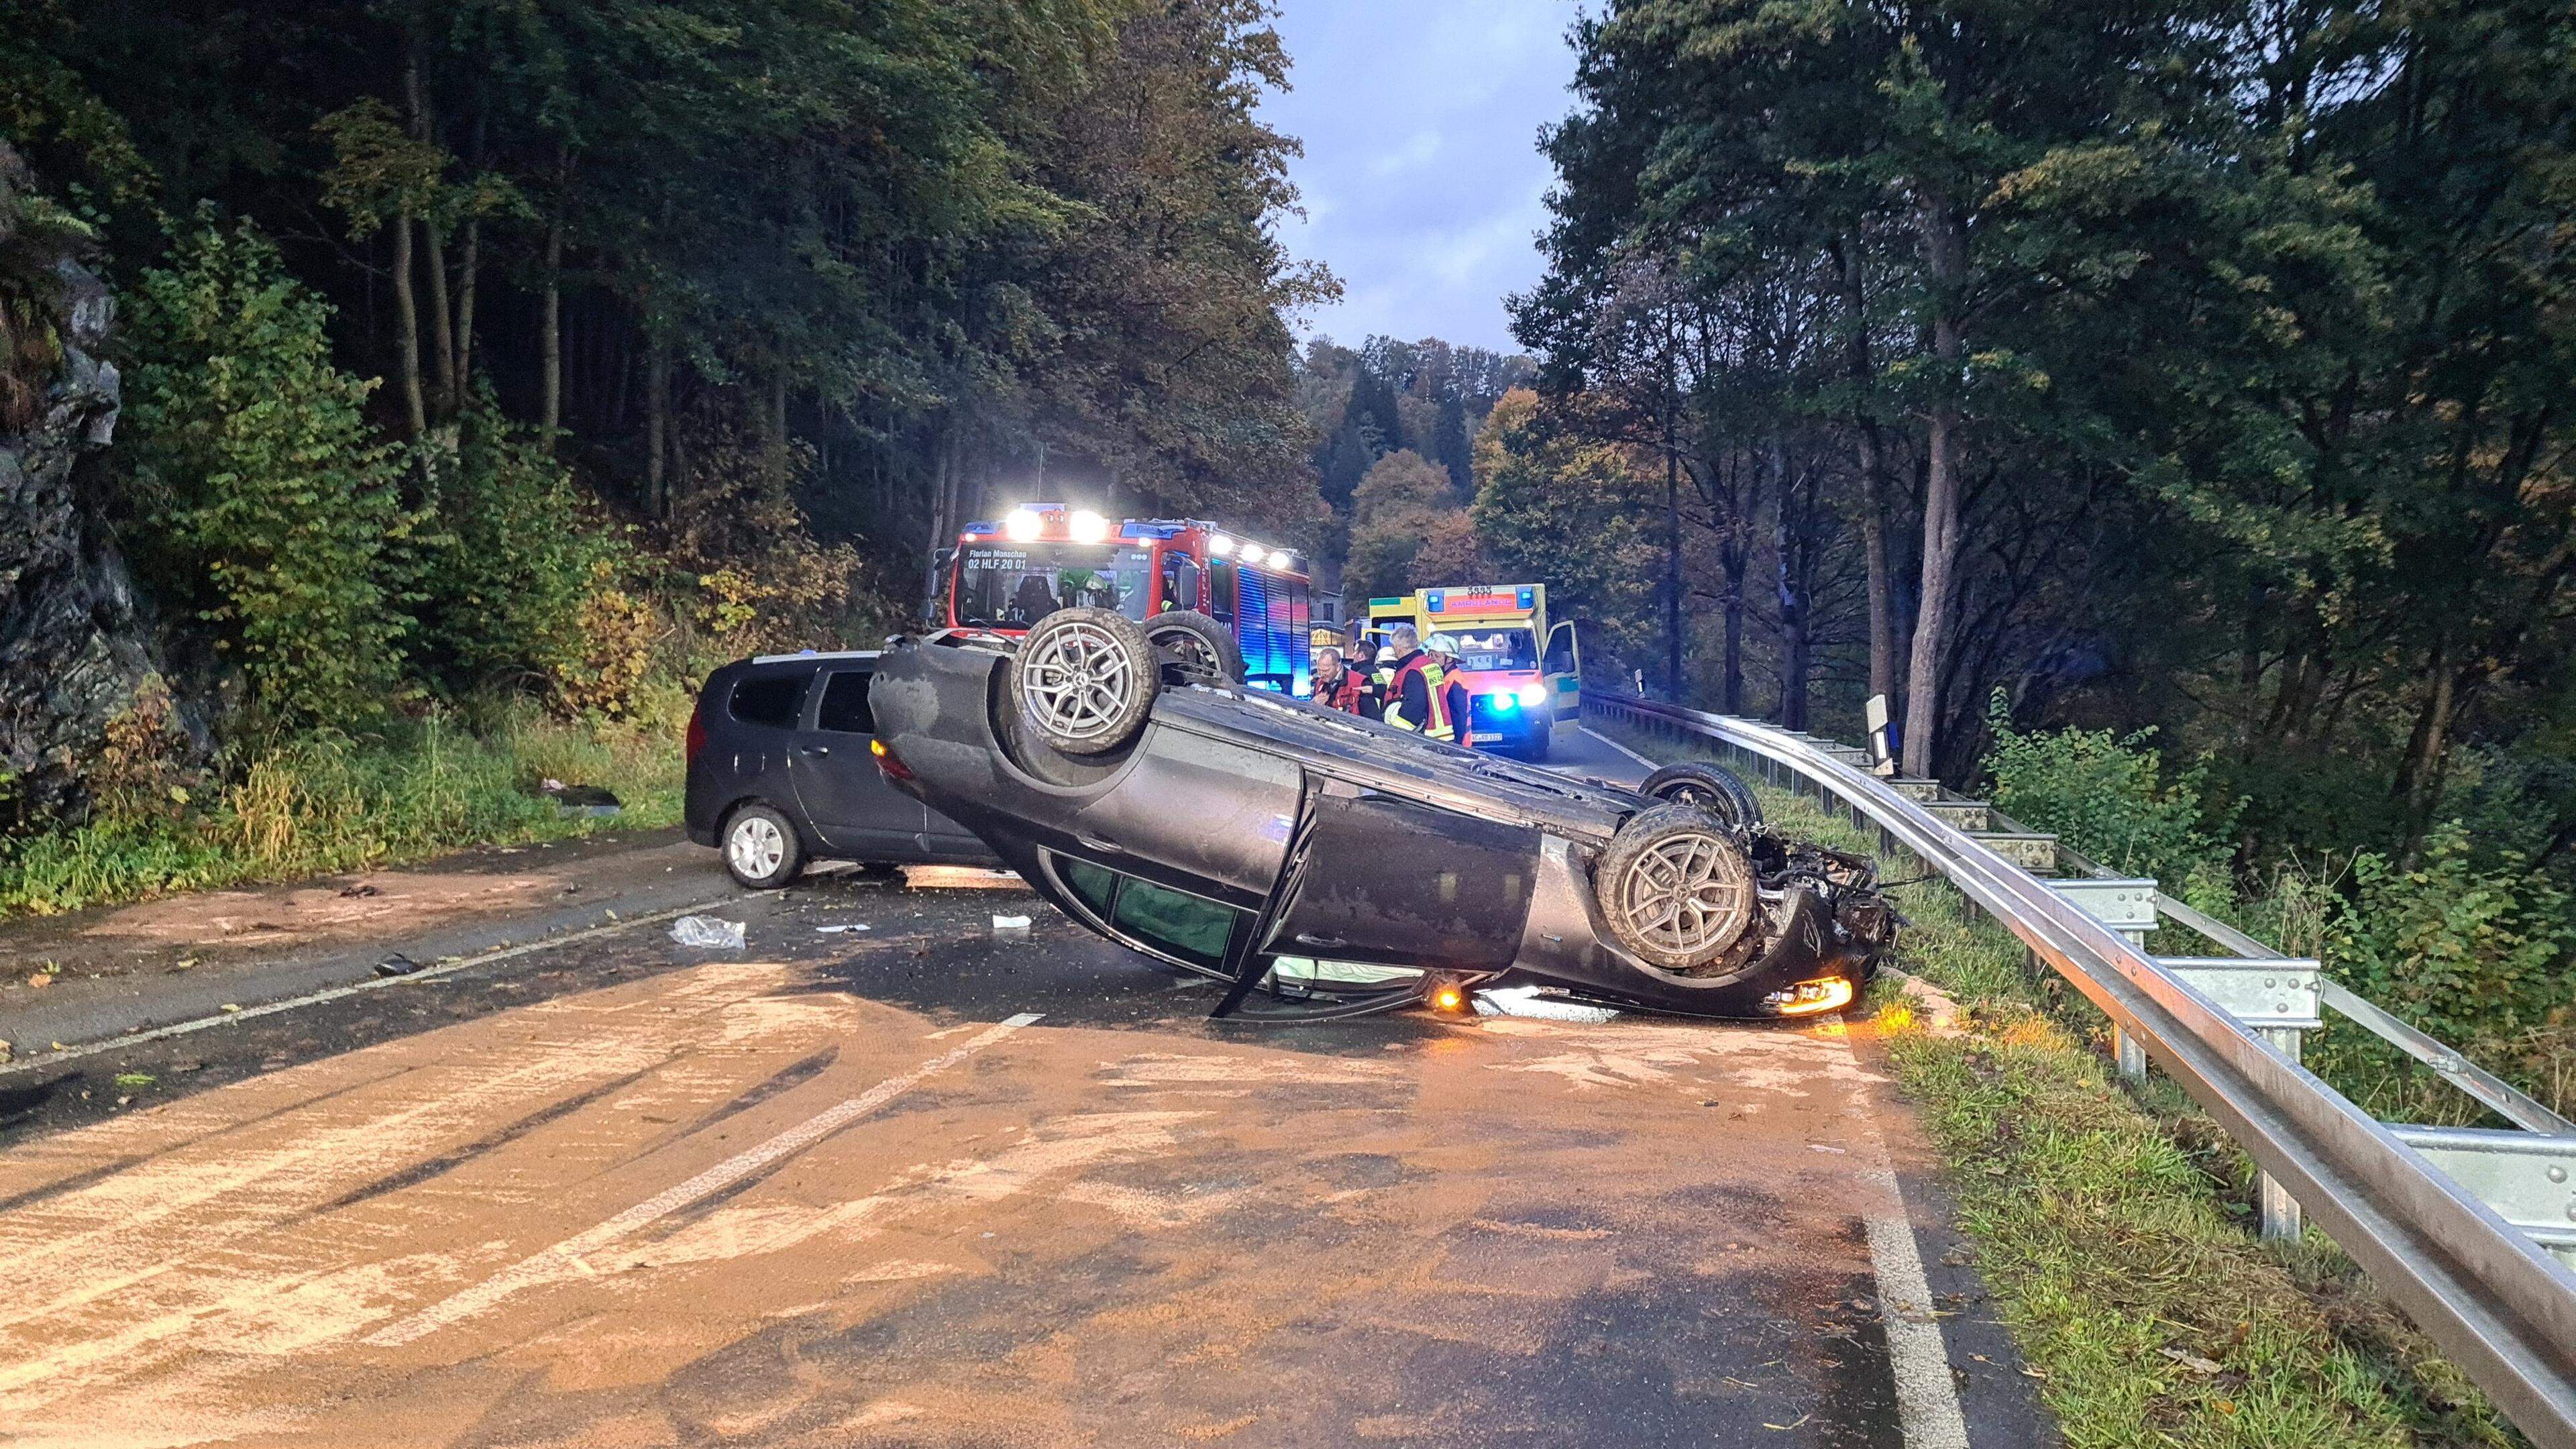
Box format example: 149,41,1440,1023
1542,621,1582,743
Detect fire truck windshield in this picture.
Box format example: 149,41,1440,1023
953,543,1154,627
1429,628,1539,672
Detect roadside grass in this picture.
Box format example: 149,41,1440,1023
1595,723,2522,1448
0,704,682,920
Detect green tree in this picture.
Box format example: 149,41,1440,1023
123,219,409,729
1343,449,1457,602
1468,388,1658,668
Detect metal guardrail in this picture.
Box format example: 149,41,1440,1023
1584,690,2576,1447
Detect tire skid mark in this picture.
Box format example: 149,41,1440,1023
675,1044,841,1139
305,1063,664,1216
0,1060,414,1200
364,1014,1042,1347
0,965,812,1335
0,971,926,1420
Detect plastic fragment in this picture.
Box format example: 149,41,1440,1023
669,915,747,949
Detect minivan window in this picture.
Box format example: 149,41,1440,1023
729,672,810,728
815,670,875,734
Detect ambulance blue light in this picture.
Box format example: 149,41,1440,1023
1485,691,1519,712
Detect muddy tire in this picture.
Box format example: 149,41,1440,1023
1141,609,1245,685
722,802,806,890
1596,803,1759,970
1010,606,1160,755
1638,761,1762,833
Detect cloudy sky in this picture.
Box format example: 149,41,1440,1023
1257,0,1581,356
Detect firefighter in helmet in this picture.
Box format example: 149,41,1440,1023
1375,623,1454,741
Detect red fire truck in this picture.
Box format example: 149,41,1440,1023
943,504,1316,694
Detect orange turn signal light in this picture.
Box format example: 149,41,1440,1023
1772,977,1856,1016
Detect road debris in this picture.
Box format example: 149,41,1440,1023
669,914,747,949
2158,1346,2224,1375
374,953,426,978
992,914,1032,933
815,924,871,934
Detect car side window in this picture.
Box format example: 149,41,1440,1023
815,670,875,734
729,672,811,729
1113,879,1237,967
1061,857,1117,916
1049,852,1239,969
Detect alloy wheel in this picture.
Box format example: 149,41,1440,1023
1021,621,1138,742
1615,829,1754,957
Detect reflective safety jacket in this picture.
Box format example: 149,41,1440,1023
1376,650,1454,741
1316,667,1367,714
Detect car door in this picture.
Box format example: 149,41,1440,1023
1269,778,1539,970
789,665,930,859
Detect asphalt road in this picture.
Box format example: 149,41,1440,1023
0,727,2055,1448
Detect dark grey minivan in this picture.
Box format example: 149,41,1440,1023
684,651,998,888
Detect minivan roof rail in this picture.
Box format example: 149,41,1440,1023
749,649,880,665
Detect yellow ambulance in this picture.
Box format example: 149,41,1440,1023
1363,584,1581,759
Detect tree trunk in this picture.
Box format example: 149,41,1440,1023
926,419,961,611
1721,578,1745,715
2392,655,2464,863
1902,201,1969,780
645,333,671,517
1662,381,1683,701
390,214,427,441
1774,446,1811,731
423,220,455,418
539,216,563,441
540,148,571,445
453,216,479,408
1834,237,1898,703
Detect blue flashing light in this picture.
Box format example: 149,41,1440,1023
1485,690,1519,712
1518,586,1536,610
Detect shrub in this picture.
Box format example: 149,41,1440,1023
1984,697,2238,913
122,216,410,729
2312,824,2576,1118
406,392,630,706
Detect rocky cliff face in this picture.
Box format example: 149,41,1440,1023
0,144,201,822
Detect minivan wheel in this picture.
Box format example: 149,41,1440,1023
1011,606,1160,755
722,803,806,890
1141,609,1246,685
1638,761,1763,833
1596,803,1758,971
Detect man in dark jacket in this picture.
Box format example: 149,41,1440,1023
1312,647,1368,715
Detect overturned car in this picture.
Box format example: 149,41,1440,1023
867,607,1897,1022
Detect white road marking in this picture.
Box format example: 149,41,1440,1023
1580,725,1663,775
1830,1030,1973,1449
0,898,734,1079
363,1012,1044,1346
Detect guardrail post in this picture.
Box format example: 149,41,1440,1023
2110,1022,2148,1082
2259,1026,2306,1242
